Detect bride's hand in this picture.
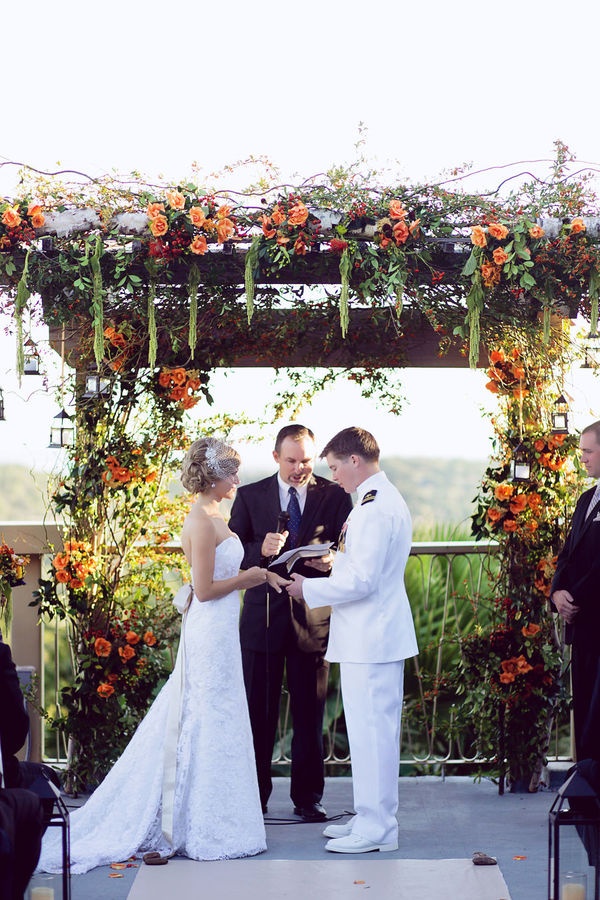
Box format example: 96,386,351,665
266,571,292,594
239,566,269,589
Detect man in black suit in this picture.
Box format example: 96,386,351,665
229,424,353,820
552,419,600,761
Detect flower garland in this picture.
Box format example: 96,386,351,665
0,542,30,613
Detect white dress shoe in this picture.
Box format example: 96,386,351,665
325,834,398,853
322,822,353,838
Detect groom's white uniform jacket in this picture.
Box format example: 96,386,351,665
303,470,418,663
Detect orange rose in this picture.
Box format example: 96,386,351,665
502,519,518,532
471,226,487,247
487,507,503,523
529,225,545,239
492,247,509,266
181,395,199,409
145,470,157,483
190,235,208,255
528,492,542,510
169,386,186,401
511,365,525,380
158,371,172,387
97,683,115,698
119,644,136,661
512,386,529,400
27,205,45,228
409,219,421,237
570,217,586,234
489,349,505,364
525,520,539,533
113,467,132,483
170,368,187,386
480,262,501,287
485,380,500,393
149,215,168,237
388,200,406,220
143,631,157,646
189,207,206,228
216,218,235,243
55,570,70,583
488,222,509,240
146,202,165,220
1,207,21,228
260,214,276,239
509,494,528,514
494,483,514,501
500,672,516,684
166,190,185,210
393,220,410,245
125,630,140,645
52,552,69,570
271,205,285,226
216,204,232,220
69,578,84,590
288,202,309,226
94,637,112,657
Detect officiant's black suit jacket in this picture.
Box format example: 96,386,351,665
552,486,600,649
230,473,353,653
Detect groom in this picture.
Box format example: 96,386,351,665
229,424,352,820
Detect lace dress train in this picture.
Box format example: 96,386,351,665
38,535,266,874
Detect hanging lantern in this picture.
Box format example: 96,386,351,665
552,394,570,435
23,338,41,375
548,767,600,900
582,331,600,369
49,409,75,448
0,387,5,421
511,442,531,482
83,369,111,399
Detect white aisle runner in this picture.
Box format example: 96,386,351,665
128,857,511,900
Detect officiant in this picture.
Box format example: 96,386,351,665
229,424,352,821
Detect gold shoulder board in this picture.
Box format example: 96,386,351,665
361,490,378,506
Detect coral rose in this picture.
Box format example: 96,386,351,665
169,368,187,385
393,220,410,245
488,222,509,240
509,494,528,514
271,205,285,226
94,637,112,657
190,235,208,255
166,190,185,210
492,247,509,266
53,552,69,570
293,235,308,255
216,205,232,220
125,630,140,645
487,507,503,523
119,644,136,661
389,200,406,220
216,218,235,243
143,631,157,646
494,483,514,501
1,207,21,228
97,683,115,698
502,519,518,532
471,226,487,248
529,225,545,239
260,215,276,239
489,349,505,364
485,380,500,393
55,570,70,583
146,202,165,220
149,215,169,237
189,207,206,228
570,217,586,234
288,202,309,226
27,205,45,228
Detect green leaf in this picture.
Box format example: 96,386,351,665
461,250,479,277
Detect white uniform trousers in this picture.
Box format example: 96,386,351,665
340,659,404,844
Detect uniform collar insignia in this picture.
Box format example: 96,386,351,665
361,489,378,506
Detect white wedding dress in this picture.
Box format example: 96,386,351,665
38,535,266,874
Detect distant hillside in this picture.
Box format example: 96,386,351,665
0,457,488,532
0,465,50,521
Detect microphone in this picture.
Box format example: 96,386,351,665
276,510,290,534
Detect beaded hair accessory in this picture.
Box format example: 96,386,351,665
204,438,237,481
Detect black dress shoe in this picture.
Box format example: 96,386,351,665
293,802,327,822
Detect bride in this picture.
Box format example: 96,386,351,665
39,437,285,873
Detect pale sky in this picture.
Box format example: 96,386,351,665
2,0,600,471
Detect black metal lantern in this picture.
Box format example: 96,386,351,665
83,369,111,399
23,337,41,375
549,768,600,899
552,394,570,435
49,409,75,448
0,387,5,421
511,442,531,482
582,331,600,369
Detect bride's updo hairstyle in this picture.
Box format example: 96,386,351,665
181,437,240,494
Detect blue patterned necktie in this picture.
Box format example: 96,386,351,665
287,486,302,548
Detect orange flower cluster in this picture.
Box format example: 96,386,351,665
0,201,45,250
52,540,96,591
103,325,131,372
0,543,30,590
146,190,236,260
93,614,160,699
376,200,420,250
102,450,157,489
499,654,533,684
533,434,568,471
259,198,320,256
487,484,543,536
158,367,203,410
534,554,558,597
485,347,527,396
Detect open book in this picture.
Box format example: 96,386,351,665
268,542,333,574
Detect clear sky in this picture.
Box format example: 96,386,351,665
1,0,600,471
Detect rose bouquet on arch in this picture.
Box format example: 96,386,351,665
144,187,237,262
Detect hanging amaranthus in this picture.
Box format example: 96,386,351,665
90,235,104,368
14,248,31,382
187,264,200,353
